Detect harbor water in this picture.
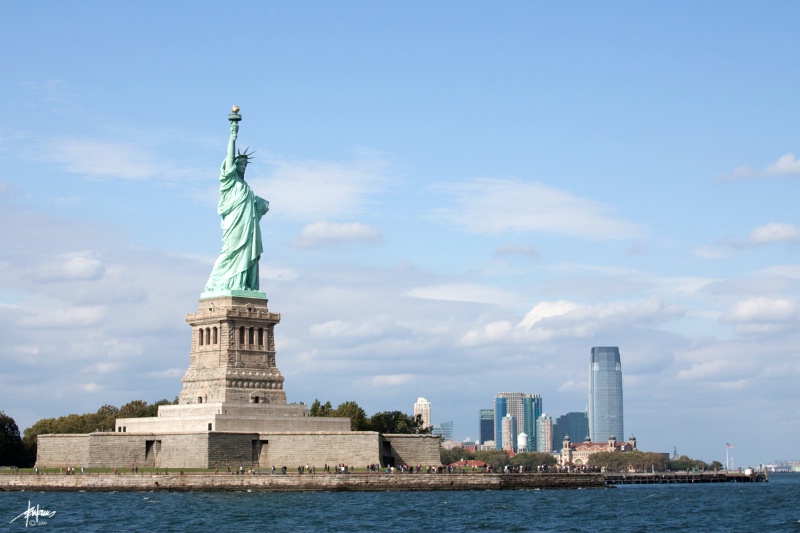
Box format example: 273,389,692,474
2,473,797,532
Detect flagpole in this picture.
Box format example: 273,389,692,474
726,444,729,471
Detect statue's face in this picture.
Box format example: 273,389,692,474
235,158,248,176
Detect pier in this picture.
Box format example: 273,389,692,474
604,471,767,485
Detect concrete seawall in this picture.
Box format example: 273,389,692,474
0,473,605,492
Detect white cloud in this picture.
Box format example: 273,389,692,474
406,283,524,306
148,368,184,378
255,153,390,221
758,265,800,279
694,223,800,259
82,383,103,393
748,223,800,245
80,362,122,374
692,244,733,259
494,244,538,257
18,305,106,328
292,222,382,248
764,153,800,176
717,165,758,182
458,320,513,346
677,360,727,380
43,138,204,181
720,297,798,336
518,300,585,330
762,362,800,379
36,252,105,282
557,379,587,393
517,297,685,338
261,266,299,281
46,139,166,180
309,316,393,339
360,374,415,387
717,152,800,181
459,297,686,347
431,178,641,239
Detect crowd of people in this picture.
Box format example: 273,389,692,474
30,462,601,475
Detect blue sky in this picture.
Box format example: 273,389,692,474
2,1,799,467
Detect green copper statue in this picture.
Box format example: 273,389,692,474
204,106,269,296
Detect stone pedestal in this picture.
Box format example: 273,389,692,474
179,295,287,406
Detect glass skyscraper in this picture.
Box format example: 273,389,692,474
536,413,553,453
479,408,494,445
588,346,624,442
494,396,508,450
431,420,453,442
552,411,589,449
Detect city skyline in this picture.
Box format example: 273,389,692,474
2,2,799,467
493,392,542,452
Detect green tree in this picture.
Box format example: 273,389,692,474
441,447,475,465
587,450,671,472
94,404,119,431
23,411,101,463
333,401,369,431
22,398,172,464
473,449,511,469
118,400,150,419
668,455,710,472
309,399,333,417
587,451,628,472
511,452,558,470
0,411,25,467
368,411,430,434
142,399,172,418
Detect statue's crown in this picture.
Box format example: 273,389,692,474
235,147,254,163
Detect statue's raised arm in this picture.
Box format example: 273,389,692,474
202,106,270,298
225,105,240,173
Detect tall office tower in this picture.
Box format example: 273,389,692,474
536,413,553,453
494,396,508,450
501,414,515,452
589,346,624,442
522,394,543,451
479,409,494,445
414,397,431,428
494,392,542,452
552,411,589,451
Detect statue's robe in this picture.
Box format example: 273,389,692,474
204,161,269,292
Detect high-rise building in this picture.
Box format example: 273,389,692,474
501,414,514,452
588,346,624,442
522,395,543,451
431,420,453,442
494,396,508,451
536,413,553,453
479,409,494,445
413,397,431,428
494,392,542,452
552,411,589,451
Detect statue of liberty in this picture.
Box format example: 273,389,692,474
204,106,269,295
